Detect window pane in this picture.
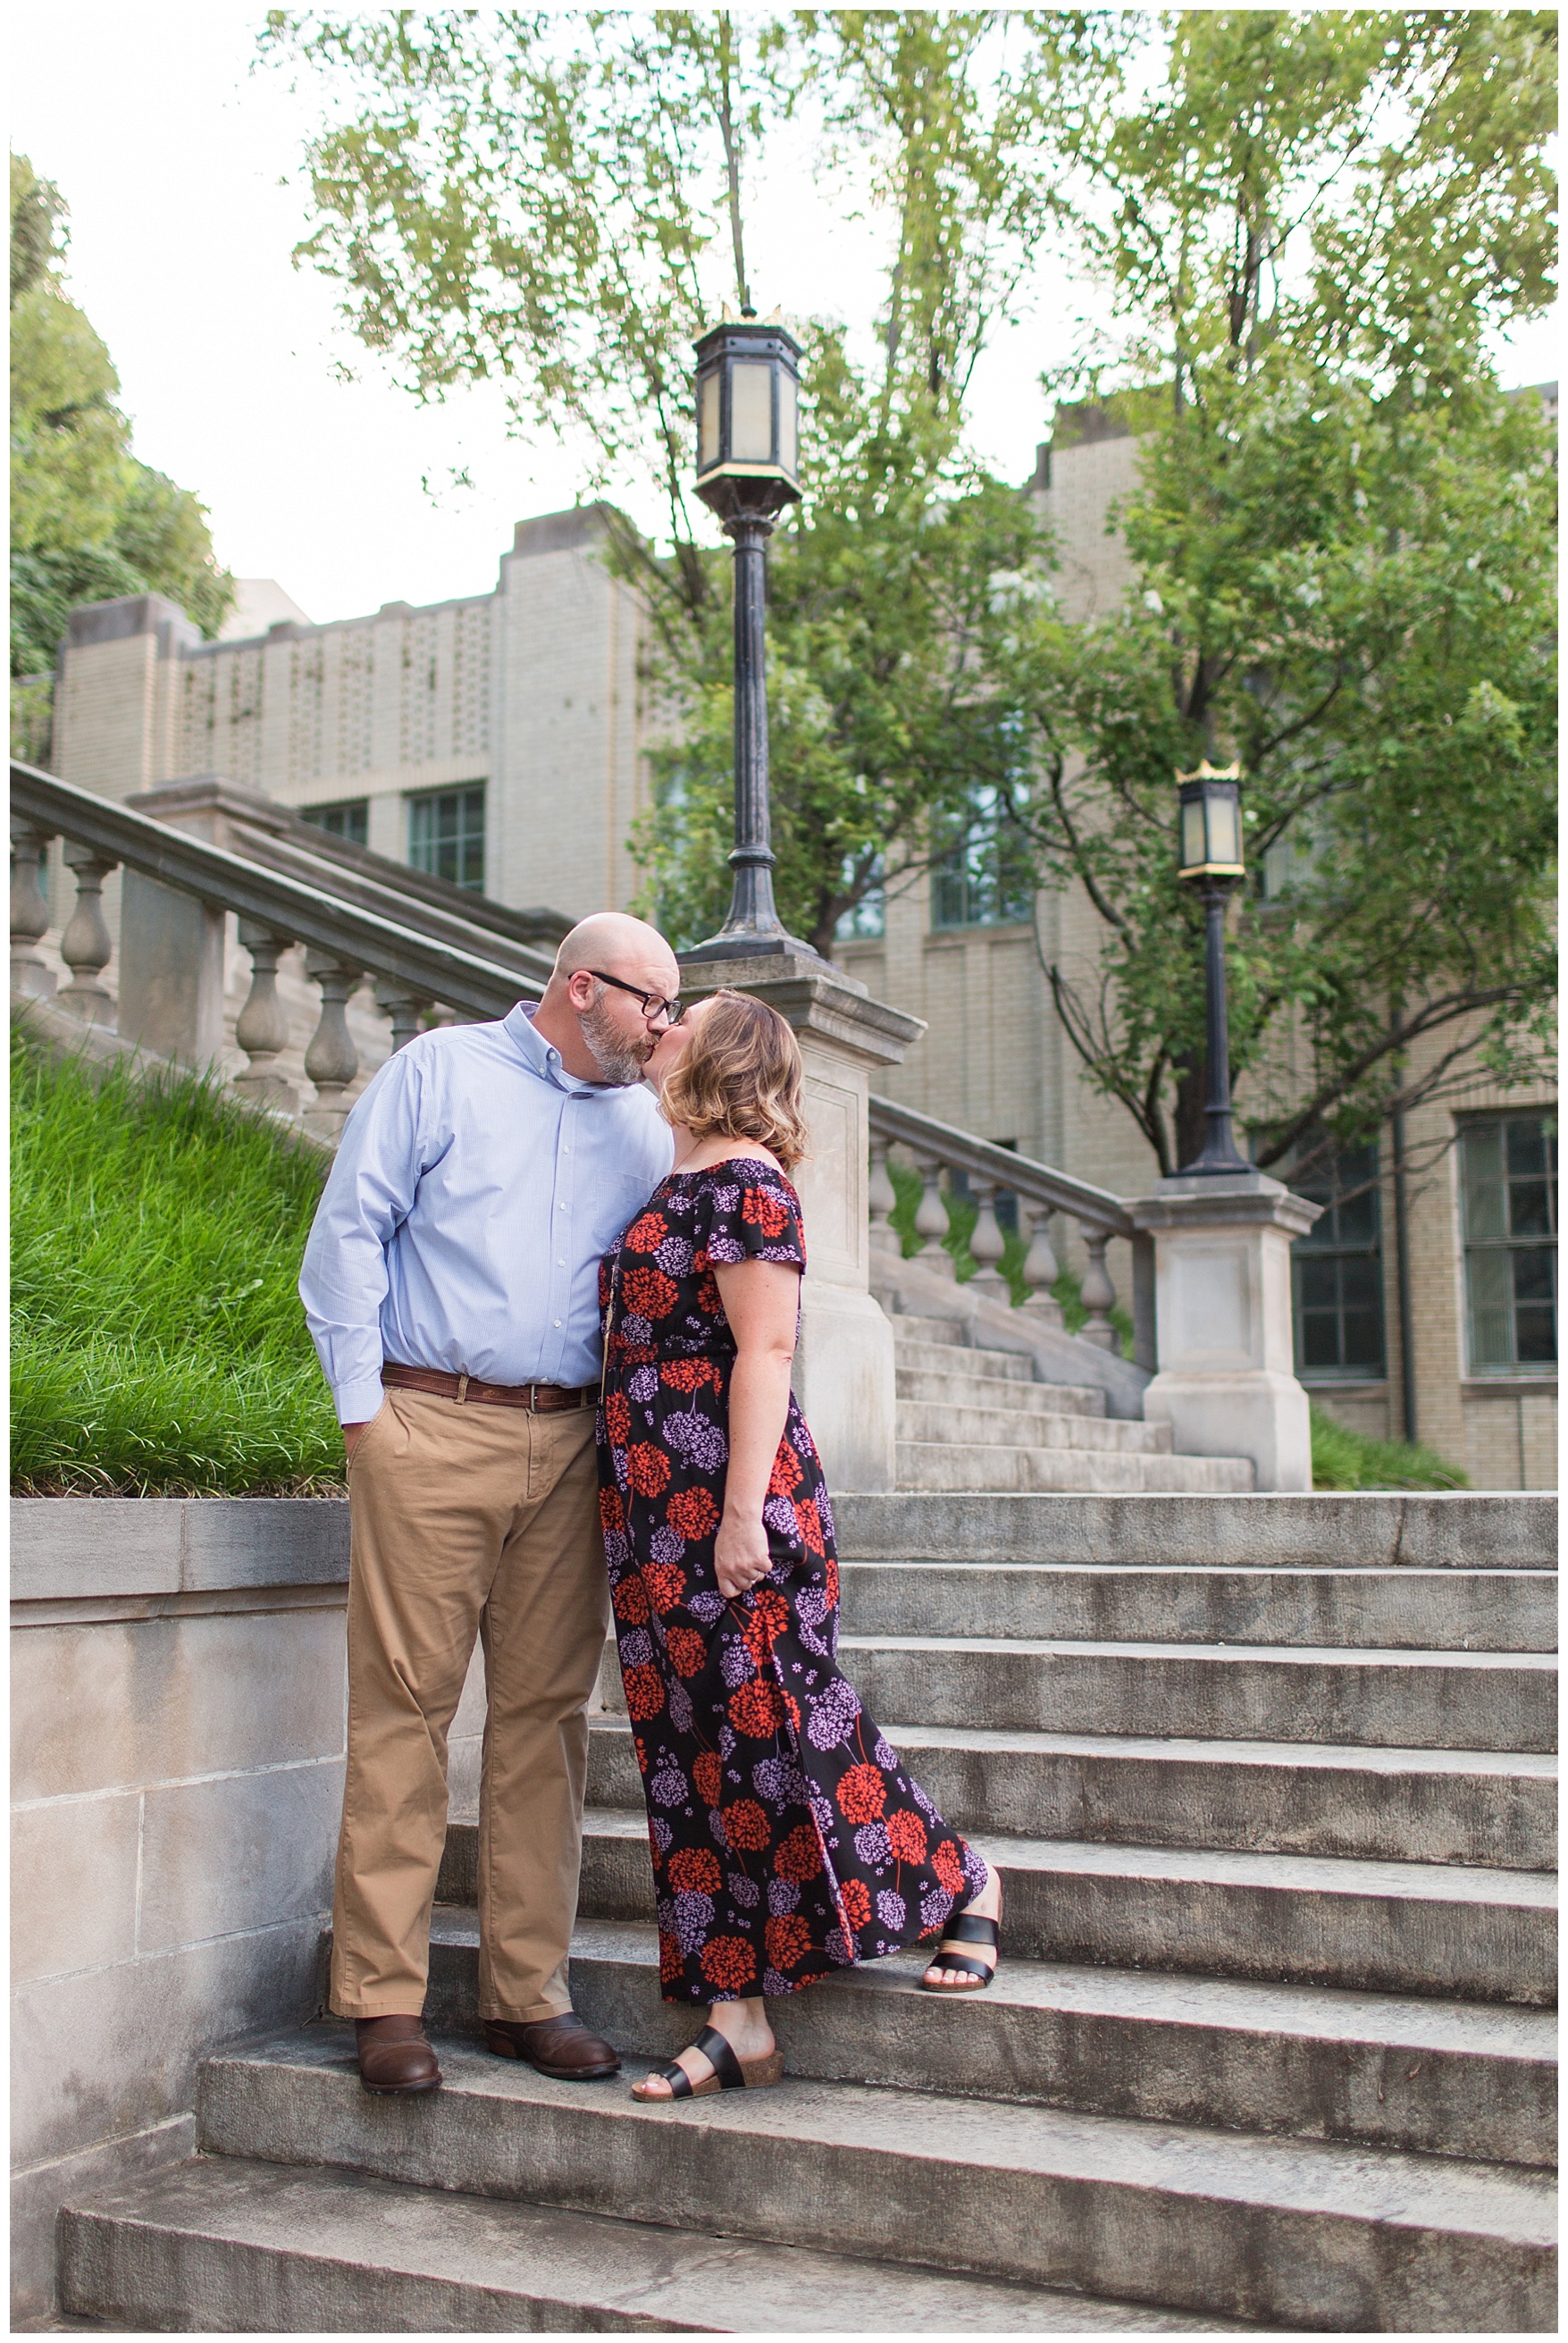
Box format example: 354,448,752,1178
1512,1247,1555,1305
699,370,721,470
407,785,485,893
1300,1314,1341,1368
1509,1180,1553,1239
301,799,369,847
1462,1125,1506,1238
1339,1255,1381,1310
1467,1249,1513,1367
1341,1309,1384,1370
1505,1119,1547,1178
730,361,774,462
1299,1258,1338,1310
1515,1307,1557,1364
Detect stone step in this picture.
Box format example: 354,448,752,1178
890,1329,1039,1383
897,1401,1174,1455
578,1714,1558,1870
897,1364,1106,1417
191,2030,1558,2330
838,1559,1557,1651
60,2153,1219,2336
419,1910,1558,2168
896,1442,1256,1494
835,1633,1557,1752
834,1491,1560,1571
549,1814,1557,2003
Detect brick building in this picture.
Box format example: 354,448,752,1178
46,414,1555,1487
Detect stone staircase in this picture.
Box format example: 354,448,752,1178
58,1493,1556,2331
892,1314,1253,1493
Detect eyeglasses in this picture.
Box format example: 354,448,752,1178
587,970,683,1026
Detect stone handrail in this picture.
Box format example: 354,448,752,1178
11,760,541,1138
867,1092,1150,1360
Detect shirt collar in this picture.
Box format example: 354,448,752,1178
505,1000,603,1096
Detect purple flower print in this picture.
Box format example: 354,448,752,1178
876,1889,907,1932
628,1366,658,1404
752,1758,806,1805
706,1236,744,1264
688,1591,725,1625
824,1927,852,1965
666,1408,727,1472
762,1968,792,1995
853,1822,891,1866
667,1681,694,1734
805,1677,859,1751
617,1629,652,1669
794,1586,829,1627
727,1871,759,1908
721,1641,756,1689
620,1314,652,1345
674,1892,713,1951
650,1818,674,1855
656,1236,693,1275
873,1735,899,1771
921,1886,955,1930
767,1877,801,1916
650,1525,685,1568
603,1532,629,1568
650,1766,687,1808
761,1496,800,1541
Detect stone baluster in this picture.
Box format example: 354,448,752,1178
1077,1223,1119,1351
373,976,427,1054
1019,1201,1065,1328
57,844,119,1024
968,1178,1009,1296
234,921,299,1113
303,952,365,1142
867,1135,899,1255
912,1153,954,1277
11,818,56,998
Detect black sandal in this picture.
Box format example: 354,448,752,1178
631,2023,784,2101
920,1906,1002,1994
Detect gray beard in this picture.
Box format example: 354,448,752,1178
579,992,649,1087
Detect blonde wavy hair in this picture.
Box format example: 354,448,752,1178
659,990,810,1173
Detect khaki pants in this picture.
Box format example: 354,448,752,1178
330,1385,609,2023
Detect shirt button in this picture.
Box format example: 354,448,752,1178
554,1319,562,1328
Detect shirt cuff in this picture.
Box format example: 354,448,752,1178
334,1374,387,1427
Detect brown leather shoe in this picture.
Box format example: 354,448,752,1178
484,2011,620,2080
356,2014,442,2095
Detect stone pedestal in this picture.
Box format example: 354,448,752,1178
1130,1171,1322,1492
679,950,924,1492
118,779,286,1069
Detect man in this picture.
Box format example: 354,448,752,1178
299,912,679,2095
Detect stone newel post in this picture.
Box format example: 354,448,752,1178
1130,1169,1322,1491
680,951,923,1493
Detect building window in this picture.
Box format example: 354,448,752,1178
1292,1143,1385,1378
930,785,1034,930
1461,1115,1557,1371
407,784,485,893
300,798,369,847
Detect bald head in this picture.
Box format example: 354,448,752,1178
531,910,682,1085
551,911,677,989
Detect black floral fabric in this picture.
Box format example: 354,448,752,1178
596,1158,985,2003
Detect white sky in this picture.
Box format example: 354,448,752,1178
11,6,1558,628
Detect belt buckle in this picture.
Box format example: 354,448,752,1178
527,1381,540,1414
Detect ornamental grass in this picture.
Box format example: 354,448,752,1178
10,1021,343,1495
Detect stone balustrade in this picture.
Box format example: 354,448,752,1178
868,1093,1155,1372
10,761,549,1142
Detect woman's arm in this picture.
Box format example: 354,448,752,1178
710,1259,801,1600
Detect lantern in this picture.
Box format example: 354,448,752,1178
693,318,802,524
1176,761,1245,883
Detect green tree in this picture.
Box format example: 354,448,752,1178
998,9,1557,1176
9,153,233,684
261,8,1113,950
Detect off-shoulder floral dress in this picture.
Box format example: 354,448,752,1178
596,1158,986,2004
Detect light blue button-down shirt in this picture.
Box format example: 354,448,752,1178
298,1003,675,1423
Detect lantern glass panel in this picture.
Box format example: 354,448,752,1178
1206,790,1240,866
777,369,798,477
1180,798,1207,872
730,360,774,461
698,370,721,470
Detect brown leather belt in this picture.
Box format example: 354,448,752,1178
382,1364,596,1413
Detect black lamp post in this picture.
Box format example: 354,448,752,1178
683,316,820,964
1176,760,1253,1176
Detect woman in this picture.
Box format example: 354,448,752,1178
596,989,1002,2104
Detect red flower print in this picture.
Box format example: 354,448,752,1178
624,1212,667,1254
838,1877,872,1932
721,1798,771,1852
627,1443,671,1499
658,1932,683,1984
742,1187,792,1239
692,1751,722,1807
642,1560,686,1614
622,1265,678,1321
613,1575,650,1625
766,1912,812,1971
667,1487,720,1541
661,1357,714,1392
774,1824,822,1883
665,1625,707,1679
886,1809,928,1865
668,1848,722,1894
824,1556,840,1608
700,1936,757,1992
782,1689,802,1734
767,1444,803,1497
836,1763,886,1825
742,1590,789,1664
604,1392,632,1445
694,1272,720,1315
727,1678,784,1739
793,1499,825,1557
932,1839,966,1894
600,1488,625,1534
623,1664,665,1722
